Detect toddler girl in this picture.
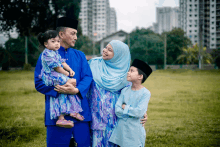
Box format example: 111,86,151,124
37,30,84,128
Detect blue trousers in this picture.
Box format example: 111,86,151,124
46,122,91,147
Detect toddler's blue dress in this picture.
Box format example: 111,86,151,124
39,48,82,119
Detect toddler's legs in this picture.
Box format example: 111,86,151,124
56,114,74,128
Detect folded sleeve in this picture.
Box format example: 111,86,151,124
34,54,59,98
123,92,150,118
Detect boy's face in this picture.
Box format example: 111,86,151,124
127,66,142,82
44,36,60,51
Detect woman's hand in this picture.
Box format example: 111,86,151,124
55,83,79,95
140,112,148,127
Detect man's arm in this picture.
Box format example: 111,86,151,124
34,54,59,98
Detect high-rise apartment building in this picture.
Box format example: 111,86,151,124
154,7,179,34
179,0,219,49
79,0,117,42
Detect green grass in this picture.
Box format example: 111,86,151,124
0,70,220,147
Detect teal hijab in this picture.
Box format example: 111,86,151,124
89,40,131,92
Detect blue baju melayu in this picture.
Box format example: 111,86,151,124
35,46,93,147
109,86,151,147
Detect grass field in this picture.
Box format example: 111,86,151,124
0,70,220,147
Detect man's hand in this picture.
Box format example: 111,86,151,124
55,83,79,95
69,70,75,77
140,112,148,127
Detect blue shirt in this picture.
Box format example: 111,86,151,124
34,46,93,125
109,86,151,147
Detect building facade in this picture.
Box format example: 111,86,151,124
79,0,117,42
179,0,219,49
155,7,180,34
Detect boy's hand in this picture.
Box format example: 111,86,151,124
69,70,75,77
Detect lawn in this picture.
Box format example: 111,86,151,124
0,70,220,147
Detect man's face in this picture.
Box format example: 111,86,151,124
60,27,77,48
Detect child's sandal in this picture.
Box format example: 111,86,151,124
56,119,74,128
70,113,84,121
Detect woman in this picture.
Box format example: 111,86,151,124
87,40,132,147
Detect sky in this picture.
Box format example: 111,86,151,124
109,0,179,33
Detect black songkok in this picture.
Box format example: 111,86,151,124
131,59,152,80
56,17,78,30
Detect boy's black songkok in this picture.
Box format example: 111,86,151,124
131,59,152,79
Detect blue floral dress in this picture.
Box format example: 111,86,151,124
87,81,132,147
39,48,82,119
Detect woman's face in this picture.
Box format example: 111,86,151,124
102,44,114,60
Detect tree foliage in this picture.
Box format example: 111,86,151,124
125,28,164,65
177,43,213,64
0,0,81,36
162,28,192,64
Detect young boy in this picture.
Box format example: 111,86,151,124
109,59,152,147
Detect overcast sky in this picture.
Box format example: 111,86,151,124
109,0,179,33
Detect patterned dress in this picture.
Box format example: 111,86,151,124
87,81,132,147
39,48,82,119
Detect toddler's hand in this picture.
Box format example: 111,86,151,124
65,71,69,77
69,70,75,77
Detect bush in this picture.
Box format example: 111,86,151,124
23,63,32,71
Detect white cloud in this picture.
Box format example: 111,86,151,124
162,0,178,7
110,0,159,33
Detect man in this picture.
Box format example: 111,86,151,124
35,17,92,147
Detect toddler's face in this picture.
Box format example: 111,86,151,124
102,44,114,60
44,36,60,51
127,66,140,82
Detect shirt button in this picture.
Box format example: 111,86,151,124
67,59,68,60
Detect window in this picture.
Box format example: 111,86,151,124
195,9,197,11
212,44,214,46
212,5,215,7
189,9,192,12
195,25,197,27
189,25,192,27
195,4,197,7
195,30,197,32
195,40,197,43
189,14,192,17
189,20,192,22
212,27,214,29
189,30,192,33
212,22,214,24
189,4,192,7
212,11,215,13
212,38,214,40
212,33,214,35
195,14,197,17
195,35,197,38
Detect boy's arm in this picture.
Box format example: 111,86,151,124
115,89,126,118
62,62,75,77
34,55,59,98
123,92,150,118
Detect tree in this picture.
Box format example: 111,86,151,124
162,28,192,64
0,0,81,36
177,43,213,64
125,28,164,65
